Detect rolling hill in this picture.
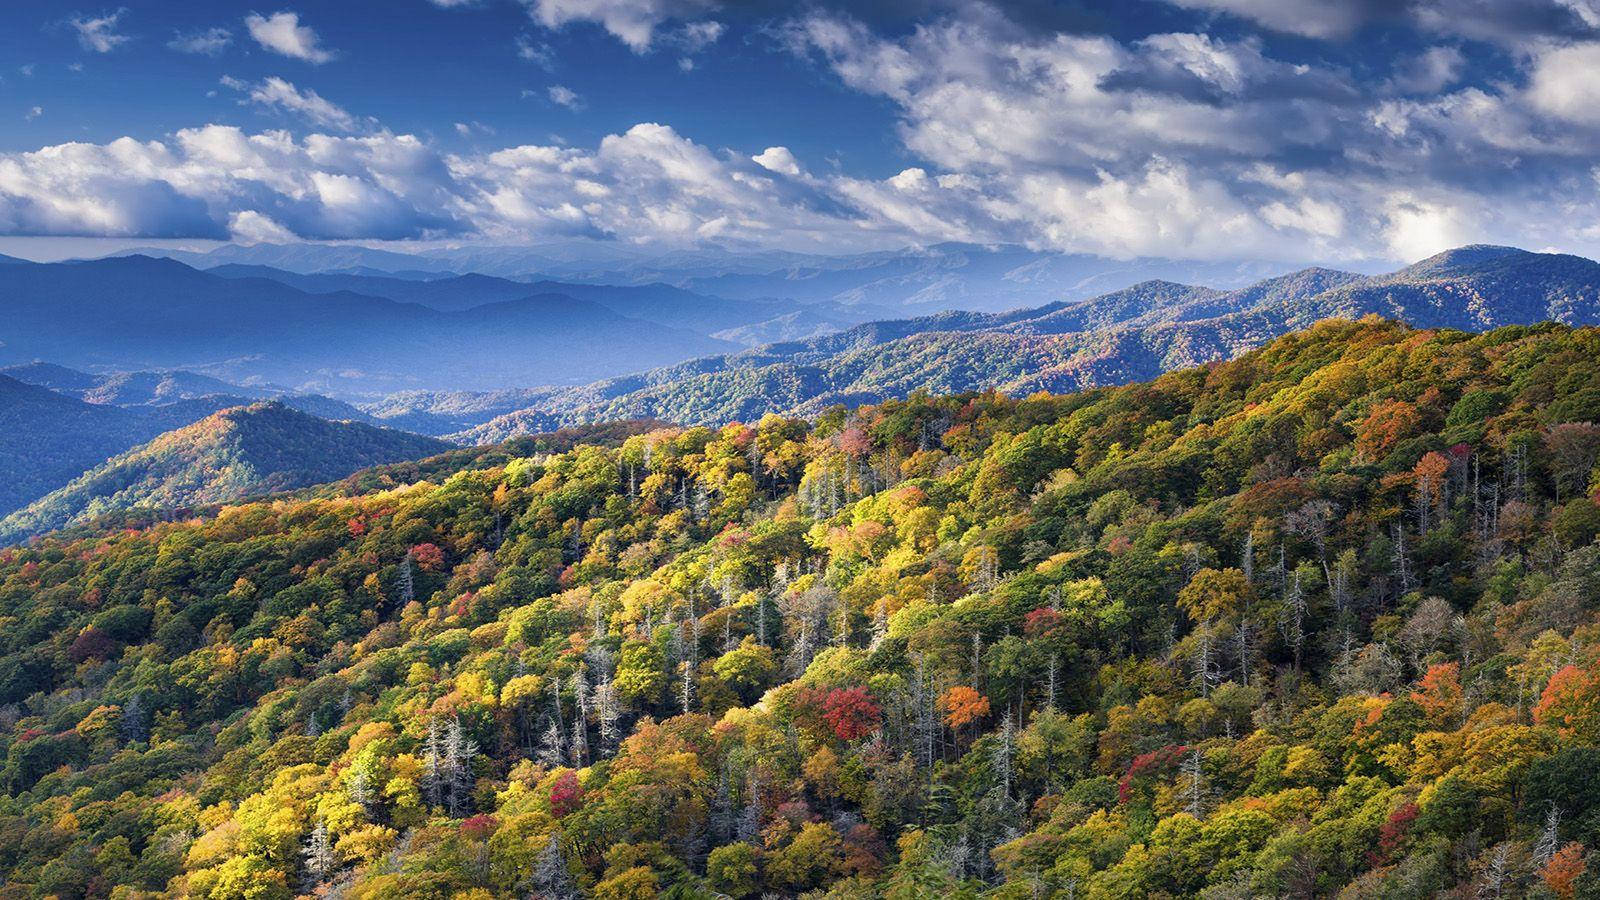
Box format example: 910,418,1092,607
0,376,159,516
0,402,451,544
0,256,735,396
445,245,1600,441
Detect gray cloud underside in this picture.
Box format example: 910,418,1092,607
5,0,1600,262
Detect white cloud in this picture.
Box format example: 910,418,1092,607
168,27,233,56
1166,0,1600,44
1388,46,1465,94
228,209,297,242
752,146,801,176
1165,0,1379,38
521,0,718,52
12,4,1600,262
70,9,132,53
24,107,43,122
516,34,556,68
224,76,359,131
1527,42,1600,124
548,85,584,110
678,20,723,51
1383,195,1476,261
244,11,335,64
782,7,1600,262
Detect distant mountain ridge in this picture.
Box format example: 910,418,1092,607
445,245,1600,441
0,256,735,396
203,263,884,343
0,402,451,544
109,240,1314,313
0,375,158,516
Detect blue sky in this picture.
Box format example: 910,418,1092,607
2,0,1599,263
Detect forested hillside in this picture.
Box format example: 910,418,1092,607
0,376,158,516
5,318,1600,897
0,403,450,545
448,246,1600,441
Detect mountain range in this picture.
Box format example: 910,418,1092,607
434,245,1600,441
114,240,1315,313
2,242,1597,545
0,256,739,396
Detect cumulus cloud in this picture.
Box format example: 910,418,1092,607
168,27,233,56
222,76,359,132
0,126,477,240
25,107,43,122
752,147,802,176
547,85,584,110
0,123,893,249
245,11,336,63
1527,42,1600,124
521,0,719,51
12,2,1600,262
1388,46,1466,95
70,9,133,53
1166,0,1600,43
782,5,1600,261
228,209,297,242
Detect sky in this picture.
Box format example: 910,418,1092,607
1,0,1599,264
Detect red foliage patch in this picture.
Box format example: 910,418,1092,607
1371,802,1418,866
410,542,446,572
550,770,585,817
822,686,882,742
1118,744,1188,804
459,814,498,841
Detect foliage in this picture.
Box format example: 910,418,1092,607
0,318,1599,897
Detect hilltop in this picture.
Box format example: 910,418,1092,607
0,402,450,544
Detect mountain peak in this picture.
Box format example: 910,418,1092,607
1395,244,1532,278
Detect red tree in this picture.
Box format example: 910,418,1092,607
550,769,585,817
822,687,882,742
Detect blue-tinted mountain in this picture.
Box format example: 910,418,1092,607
0,256,735,396
0,376,161,515
0,402,451,544
449,246,1600,441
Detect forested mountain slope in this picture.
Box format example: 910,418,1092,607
0,403,450,544
451,245,1600,441
4,318,1600,896
0,375,158,516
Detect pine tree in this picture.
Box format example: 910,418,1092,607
595,675,621,756
120,694,148,743
992,712,1015,799
1534,802,1563,867
395,549,415,609
348,766,373,813
569,669,590,766
1181,750,1207,818
870,600,889,650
